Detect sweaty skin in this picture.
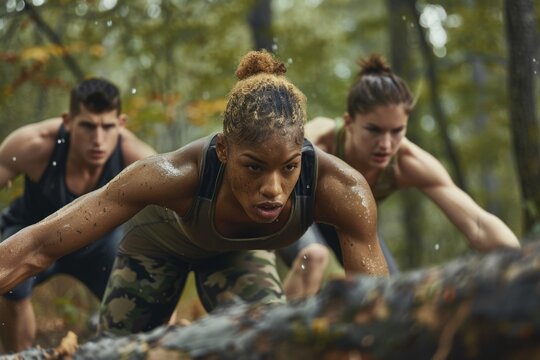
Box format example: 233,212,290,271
307,105,519,250
0,133,388,295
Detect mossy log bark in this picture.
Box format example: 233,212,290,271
6,241,540,360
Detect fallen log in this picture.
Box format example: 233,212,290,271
4,240,540,360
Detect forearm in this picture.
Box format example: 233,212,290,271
468,213,520,250
0,229,53,294
340,236,389,277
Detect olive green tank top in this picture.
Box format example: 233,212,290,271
120,134,318,261
334,118,398,202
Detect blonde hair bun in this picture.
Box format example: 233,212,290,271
235,50,287,80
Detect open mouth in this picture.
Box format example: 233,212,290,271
372,153,389,163
254,203,283,221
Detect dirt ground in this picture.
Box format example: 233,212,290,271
0,273,206,354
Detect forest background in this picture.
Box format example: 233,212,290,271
0,0,539,351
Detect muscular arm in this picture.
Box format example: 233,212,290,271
314,150,389,277
0,140,203,294
398,140,520,250
120,127,157,165
0,118,61,186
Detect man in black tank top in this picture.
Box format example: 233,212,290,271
0,78,155,353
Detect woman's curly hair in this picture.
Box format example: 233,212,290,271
223,50,307,146
347,53,414,117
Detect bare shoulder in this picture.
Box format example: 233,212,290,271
396,138,453,188
314,148,375,226
305,117,337,153
119,127,157,164
108,136,208,214
0,118,61,175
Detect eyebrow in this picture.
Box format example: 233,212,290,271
242,152,301,165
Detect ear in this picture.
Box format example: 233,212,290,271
343,112,353,128
62,112,72,132
117,113,127,128
215,133,228,164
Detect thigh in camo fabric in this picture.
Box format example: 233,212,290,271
98,251,189,335
196,249,286,311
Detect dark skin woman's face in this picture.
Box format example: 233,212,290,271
217,132,302,224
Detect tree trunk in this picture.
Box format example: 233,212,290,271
247,0,274,52
387,0,424,269
12,240,540,360
406,0,467,192
504,0,540,238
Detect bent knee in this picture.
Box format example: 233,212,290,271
293,243,329,270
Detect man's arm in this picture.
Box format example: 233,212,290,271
119,127,157,165
314,150,389,277
399,140,520,250
0,143,202,294
0,118,61,187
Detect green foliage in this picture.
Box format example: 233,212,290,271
0,0,533,269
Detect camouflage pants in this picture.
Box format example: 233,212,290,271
99,249,285,335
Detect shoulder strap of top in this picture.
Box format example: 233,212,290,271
197,134,221,200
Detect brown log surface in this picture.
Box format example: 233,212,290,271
4,241,540,360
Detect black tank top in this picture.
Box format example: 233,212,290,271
180,134,319,251
1,125,124,227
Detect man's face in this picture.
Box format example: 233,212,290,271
218,132,302,224
346,104,408,169
63,104,125,168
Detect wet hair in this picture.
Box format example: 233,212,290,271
223,50,307,146
69,77,121,116
347,54,414,117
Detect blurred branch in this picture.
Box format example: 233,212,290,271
22,0,84,82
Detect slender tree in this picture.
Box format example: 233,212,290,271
247,0,273,52
406,0,467,192
504,0,540,239
387,0,425,268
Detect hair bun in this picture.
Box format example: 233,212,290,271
358,53,392,76
235,50,287,80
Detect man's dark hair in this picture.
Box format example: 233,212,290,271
69,77,121,116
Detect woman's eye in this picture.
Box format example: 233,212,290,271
247,164,261,171
285,164,298,172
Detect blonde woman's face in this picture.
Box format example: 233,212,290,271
220,132,302,223
347,104,408,169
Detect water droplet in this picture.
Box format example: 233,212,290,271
57,139,62,144
306,184,310,189
434,243,440,251
52,161,57,166
131,88,137,94
107,20,113,27
11,156,16,162
300,264,305,270
287,58,293,64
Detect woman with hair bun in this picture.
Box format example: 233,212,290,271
280,53,520,300
0,50,388,335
